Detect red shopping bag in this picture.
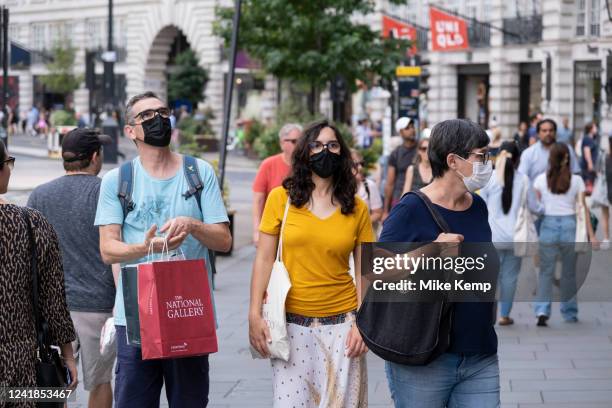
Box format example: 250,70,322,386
137,259,218,360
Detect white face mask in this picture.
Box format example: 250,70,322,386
455,155,493,192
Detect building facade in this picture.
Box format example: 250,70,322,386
376,0,612,140
4,0,281,132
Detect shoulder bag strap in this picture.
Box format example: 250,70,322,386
276,195,291,262
411,191,451,233
182,155,204,213
21,208,47,354
118,160,135,221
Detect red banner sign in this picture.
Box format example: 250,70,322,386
429,7,469,51
382,15,418,54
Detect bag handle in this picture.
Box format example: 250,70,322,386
276,195,291,262
20,208,50,359
410,191,451,233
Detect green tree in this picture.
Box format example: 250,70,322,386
215,1,410,114
168,49,209,107
39,43,82,95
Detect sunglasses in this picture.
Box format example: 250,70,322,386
419,146,428,152
283,138,298,145
2,156,15,170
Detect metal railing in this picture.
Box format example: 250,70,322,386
503,14,543,45
468,20,491,48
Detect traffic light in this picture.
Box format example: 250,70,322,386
419,56,430,95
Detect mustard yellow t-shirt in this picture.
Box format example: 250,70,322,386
259,187,375,317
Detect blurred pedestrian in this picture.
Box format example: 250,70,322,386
27,128,116,408
355,116,373,148
580,122,599,195
383,117,417,220
557,117,574,146
513,120,529,151
352,148,382,229
250,120,374,407
488,127,503,161
380,119,500,407
402,135,432,194
527,113,543,145
590,135,612,249
0,140,79,402
533,142,597,326
252,123,302,246
480,141,526,325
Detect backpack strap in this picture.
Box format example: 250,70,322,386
182,155,204,213
118,160,135,221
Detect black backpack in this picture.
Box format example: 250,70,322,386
356,191,454,366
117,155,204,219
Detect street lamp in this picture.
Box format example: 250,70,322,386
606,0,612,22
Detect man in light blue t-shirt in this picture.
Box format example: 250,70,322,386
95,91,231,408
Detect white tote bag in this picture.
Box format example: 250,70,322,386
513,175,538,257
575,195,589,253
250,198,292,361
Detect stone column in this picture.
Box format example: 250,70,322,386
487,0,520,139
427,51,457,126
540,0,576,126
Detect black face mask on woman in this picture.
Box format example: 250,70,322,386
309,149,342,178
141,115,172,147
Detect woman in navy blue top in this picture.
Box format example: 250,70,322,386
380,119,500,408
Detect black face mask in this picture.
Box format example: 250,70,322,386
309,149,342,178
141,115,172,147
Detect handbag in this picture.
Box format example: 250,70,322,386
575,195,590,253
21,208,68,408
250,197,292,361
356,191,454,366
513,174,538,257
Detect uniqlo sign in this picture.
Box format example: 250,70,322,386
429,7,470,51
382,15,418,54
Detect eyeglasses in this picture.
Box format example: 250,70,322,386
352,160,365,168
132,107,171,124
308,141,341,154
2,156,15,170
283,139,298,145
419,146,428,152
468,151,490,164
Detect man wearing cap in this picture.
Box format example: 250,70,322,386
28,128,116,408
383,117,418,220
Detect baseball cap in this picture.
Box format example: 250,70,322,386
395,117,414,133
62,128,112,162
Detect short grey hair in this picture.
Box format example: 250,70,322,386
125,91,161,124
278,123,303,140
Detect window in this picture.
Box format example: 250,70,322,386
590,0,600,36
86,18,104,49
577,0,586,36
576,0,601,37
31,23,46,50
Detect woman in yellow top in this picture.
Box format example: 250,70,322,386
250,119,374,407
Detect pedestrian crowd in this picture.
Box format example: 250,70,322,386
1,90,611,407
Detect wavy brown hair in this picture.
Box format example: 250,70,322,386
547,142,571,194
282,119,357,214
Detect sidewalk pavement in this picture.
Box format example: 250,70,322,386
7,132,612,407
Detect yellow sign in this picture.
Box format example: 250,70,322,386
396,66,422,77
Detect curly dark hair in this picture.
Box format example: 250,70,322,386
282,119,357,215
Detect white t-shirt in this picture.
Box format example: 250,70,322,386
357,178,383,211
534,173,585,216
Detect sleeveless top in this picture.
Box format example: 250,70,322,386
411,164,431,191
